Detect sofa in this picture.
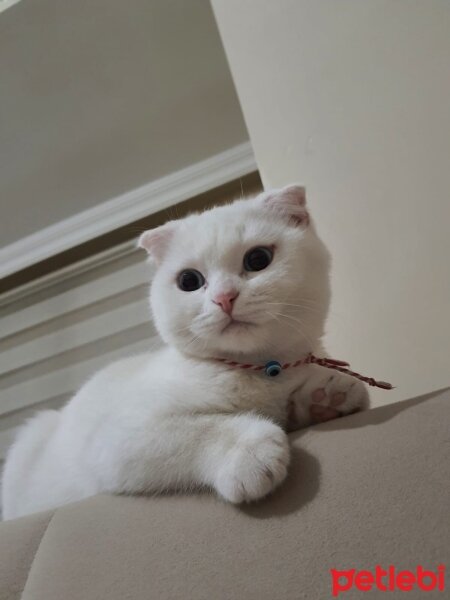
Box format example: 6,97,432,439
1,389,448,600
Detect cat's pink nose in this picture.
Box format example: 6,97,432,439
213,291,239,315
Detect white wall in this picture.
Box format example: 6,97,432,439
211,0,450,405
0,0,248,245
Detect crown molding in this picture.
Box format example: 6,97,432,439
0,142,256,280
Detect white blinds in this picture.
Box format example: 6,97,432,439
0,242,161,464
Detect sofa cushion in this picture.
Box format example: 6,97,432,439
1,389,449,599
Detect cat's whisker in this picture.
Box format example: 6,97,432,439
268,301,344,323
172,323,195,335
271,300,320,311
266,301,318,308
184,334,201,351
268,311,314,349
265,299,315,309
266,301,323,314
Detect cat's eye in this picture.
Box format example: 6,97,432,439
177,269,205,292
243,246,273,272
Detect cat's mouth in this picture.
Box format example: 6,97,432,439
221,318,255,333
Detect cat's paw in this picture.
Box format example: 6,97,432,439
215,421,289,503
308,377,369,423
288,371,370,429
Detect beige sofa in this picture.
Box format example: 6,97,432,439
1,390,449,600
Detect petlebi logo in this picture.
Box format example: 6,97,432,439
330,565,446,597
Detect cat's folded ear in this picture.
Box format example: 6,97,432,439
260,185,309,227
138,222,176,264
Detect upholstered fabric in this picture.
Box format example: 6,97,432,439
1,389,449,600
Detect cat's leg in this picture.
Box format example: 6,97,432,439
100,413,290,504
210,415,290,503
287,364,370,430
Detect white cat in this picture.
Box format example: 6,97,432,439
2,185,369,520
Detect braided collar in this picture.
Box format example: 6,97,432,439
216,353,393,389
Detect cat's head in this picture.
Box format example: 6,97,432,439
139,186,331,361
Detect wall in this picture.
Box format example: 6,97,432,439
0,0,248,245
211,0,450,405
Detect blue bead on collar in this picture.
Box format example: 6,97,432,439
264,360,282,377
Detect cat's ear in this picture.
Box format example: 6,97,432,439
260,185,309,227
138,222,176,264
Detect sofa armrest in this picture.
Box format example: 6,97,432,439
1,389,449,599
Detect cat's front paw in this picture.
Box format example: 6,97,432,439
288,371,370,430
308,377,369,423
215,421,289,503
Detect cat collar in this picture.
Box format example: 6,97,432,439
216,353,393,390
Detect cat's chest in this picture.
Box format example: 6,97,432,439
170,352,309,423
210,366,305,423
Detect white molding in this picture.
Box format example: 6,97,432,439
0,0,23,14
0,141,257,279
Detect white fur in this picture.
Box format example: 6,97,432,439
2,186,368,519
